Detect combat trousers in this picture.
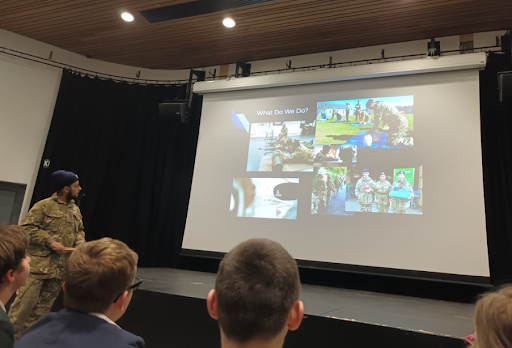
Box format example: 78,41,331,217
360,204,372,212
9,276,62,340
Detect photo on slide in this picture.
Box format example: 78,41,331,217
345,165,423,214
311,166,351,216
231,178,299,219
313,144,357,167
316,96,414,148
246,121,316,172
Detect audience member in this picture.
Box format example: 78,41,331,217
207,238,304,348
0,225,30,348
472,285,512,348
15,238,144,348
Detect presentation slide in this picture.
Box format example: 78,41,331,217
183,69,490,278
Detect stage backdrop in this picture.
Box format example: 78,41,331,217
30,70,202,267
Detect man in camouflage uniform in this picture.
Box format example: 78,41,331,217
367,99,413,146
326,176,335,206
283,140,314,163
278,123,288,142
9,170,85,340
334,175,342,197
355,169,375,212
389,170,414,214
345,103,352,122
374,172,392,213
314,145,336,162
312,174,327,214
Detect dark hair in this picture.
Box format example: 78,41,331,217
0,225,29,282
215,239,300,343
64,238,138,313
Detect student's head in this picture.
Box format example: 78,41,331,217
322,145,330,154
52,170,82,200
207,239,303,346
63,238,139,321
379,172,386,182
0,225,30,293
362,169,370,177
397,170,405,180
474,286,512,348
327,176,332,182
366,99,376,109
317,174,324,181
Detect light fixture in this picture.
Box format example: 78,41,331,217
223,18,235,28
121,12,134,22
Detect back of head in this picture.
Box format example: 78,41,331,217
474,286,512,348
64,238,138,313
0,225,29,281
215,238,300,344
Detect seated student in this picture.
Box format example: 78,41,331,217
207,238,304,348
472,286,512,348
0,225,30,348
15,238,144,348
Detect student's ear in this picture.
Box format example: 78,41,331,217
207,289,218,320
113,291,130,311
1,270,15,285
287,300,304,331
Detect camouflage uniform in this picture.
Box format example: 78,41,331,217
372,102,413,146
284,143,314,163
334,176,342,197
374,180,392,213
315,150,335,162
9,194,85,340
312,179,327,213
278,125,288,141
355,176,375,212
345,104,352,122
326,179,335,206
390,179,413,214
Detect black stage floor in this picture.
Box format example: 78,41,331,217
115,268,474,348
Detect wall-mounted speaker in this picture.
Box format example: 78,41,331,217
159,102,188,123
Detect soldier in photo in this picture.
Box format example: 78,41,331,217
374,172,392,213
326,176,335,206
390,170,414,214
367,99,413,146
355,168,375,212
345,103,352,122
329,107,342,121
314,145,336,162
9,170,85,340
283,140,314,164
312,174,327,213
278,123,288,142
334,175,342,197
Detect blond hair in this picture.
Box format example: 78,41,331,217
64,238,138,313
474,286,512,348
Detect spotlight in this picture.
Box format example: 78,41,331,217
223,18,235,28
121,12,134,22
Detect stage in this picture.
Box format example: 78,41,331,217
115,268,474,348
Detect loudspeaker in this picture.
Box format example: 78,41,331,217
159,102,188,123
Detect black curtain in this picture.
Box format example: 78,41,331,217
31,70,202,268
481,52,512,285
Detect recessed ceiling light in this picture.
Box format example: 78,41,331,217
223,18,235,28
121,12,134,22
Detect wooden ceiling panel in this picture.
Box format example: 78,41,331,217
1,0,511,69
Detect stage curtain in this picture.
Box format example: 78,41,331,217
480,52,512,285
31,70,202,267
